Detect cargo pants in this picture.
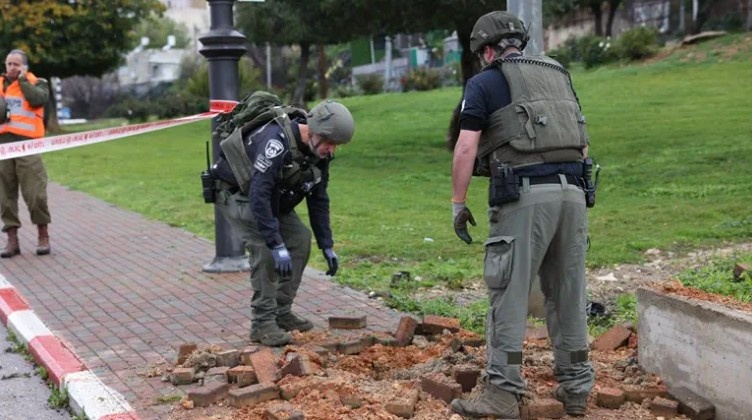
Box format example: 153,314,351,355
0,154,51,231
484,174,594,397
215,190,312,328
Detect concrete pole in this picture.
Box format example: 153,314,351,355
383,35,393,92
680,0,686,33
199,0,250,273
266,42,272,89
508,0,543,55
508,0,546,318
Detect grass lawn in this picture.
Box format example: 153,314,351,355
45,34,752,331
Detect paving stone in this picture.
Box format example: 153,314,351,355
328,315,367,329
337,337,371,355
187,383,230,407
228,383,280,408
265,401,305,420
650,396,679,418
592,325,632,351
177,343,197,365
385,388,419,418
451,366,481,393
250,348,279,384
170,367,195,385
420,315,460,334
521,398,564,419
596,387,625,409
421,373,462,403
216,349,240,368
671,386,715,420
278,354,315,378
621,384,669,403
227,365,257,387
394,316,418,346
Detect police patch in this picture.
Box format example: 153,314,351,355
254,155,272,173
264,139,284,159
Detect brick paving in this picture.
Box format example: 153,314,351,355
0,182,404,419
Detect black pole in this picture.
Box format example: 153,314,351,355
200,0,249,273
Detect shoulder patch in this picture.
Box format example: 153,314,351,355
254,155,272,173
265,139,284,159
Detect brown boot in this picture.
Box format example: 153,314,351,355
1,227,21,258
36,224,51,256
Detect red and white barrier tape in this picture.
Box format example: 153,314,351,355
0,99,238,161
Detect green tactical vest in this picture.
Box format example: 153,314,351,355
219,107,322,195
476,56,588,174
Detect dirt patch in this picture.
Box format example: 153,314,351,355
657,280,752,314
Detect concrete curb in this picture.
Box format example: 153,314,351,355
0,272,138,420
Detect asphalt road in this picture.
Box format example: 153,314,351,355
0,325,71,420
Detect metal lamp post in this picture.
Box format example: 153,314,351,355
200,0,250,273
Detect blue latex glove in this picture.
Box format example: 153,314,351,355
322,248,338,276
271,244,293,277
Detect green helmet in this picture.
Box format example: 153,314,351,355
470,11,530,54
0,96,8,124
307,100,355,144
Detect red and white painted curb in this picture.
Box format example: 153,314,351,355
0,272,138,420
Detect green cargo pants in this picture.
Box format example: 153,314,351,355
216,190,312,326
0,154,51,231
484,175,594,397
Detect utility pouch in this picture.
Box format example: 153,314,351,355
200,170,216,204
582,157,600,208
489,163,520,207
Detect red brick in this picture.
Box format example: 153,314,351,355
650,396,679,417
592,325,632,351
278,354,315,378
187,383,230,407
177,343,197,365
451,366,481,393
421,373,462,403
337,337,371,355
525,325,549,341
621,384,669,403
394,316,418,346
227,365,257,387
420,315,460,334
228,383,280,407
240,346,262,365
671,386,715,420
265,401,304,420
216,349,240,367
385,388,419,418
521,398,563,419
170,367,195,385
328,315,367,329
596,387,625,409
250,348,279,384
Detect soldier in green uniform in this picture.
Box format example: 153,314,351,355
450,11,595,418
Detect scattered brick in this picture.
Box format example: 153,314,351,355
308,345,330,357
228,383,280,408
385,388,420,418
521,398,564,419
240,346,262,365
733,263,749,281
592,325,632,351
627,333,638,349
421,373,462,403
525,325,549,341
187,383,230,407
320,341,340,354
216,349,240,368
278,353,315,378
596,387,626,409
328,315,367,329
451,366,481,393
420,315,460,335
177,343,198,365
461,335,485,347
671,386,715,420
622,384,669,403
374,335,399,347
227,365,257,387
338,337,371,355
250,348,279,384
394,316,418,346
279,381,305,400
651,396,679,417
170,367,195,385
265,401,304,420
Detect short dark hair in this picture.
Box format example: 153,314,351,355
8,49,28,65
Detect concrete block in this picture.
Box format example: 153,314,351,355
651,396,679,418
591,325,631,351
216,349,240,367
394,316,418,346
671,386,715,420
170,367,195,385
521,398,564,419
328,315,367,329
638,287,752,420
250,348,279,384
177,343,197,365
451,366,481,393
228,383,280,407
187,383,230,407
421,373,462,403
420,315,460,334
596,387,625,409
265,401,304,420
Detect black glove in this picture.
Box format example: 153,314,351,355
322,248,338,276
453,203,476,244
271,244,293,277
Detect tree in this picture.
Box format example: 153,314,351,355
544,0,622,37
0,0,164,130
131,14,191,50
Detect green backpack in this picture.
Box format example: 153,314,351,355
213,90,288,141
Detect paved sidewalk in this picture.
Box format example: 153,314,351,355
0,182,404,419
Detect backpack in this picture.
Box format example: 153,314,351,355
213,90,286,141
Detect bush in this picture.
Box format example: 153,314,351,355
356,74,384,95
579,35,618,69
400,67,442,92
546,46,573,69
614,26,660,61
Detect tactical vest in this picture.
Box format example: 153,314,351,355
219,107,322,195
476,56,588,174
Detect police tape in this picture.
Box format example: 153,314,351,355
0,99,238,161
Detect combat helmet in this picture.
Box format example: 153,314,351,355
307,100,355,144
470,11,530,54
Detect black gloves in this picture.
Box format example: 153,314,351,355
271,244,293,277
453,203,476,244
322,248,338,276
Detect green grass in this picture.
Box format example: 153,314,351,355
678,252,752,302
43,34,752,331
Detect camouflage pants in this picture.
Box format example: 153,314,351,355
484,175,594,397
0,154,51,231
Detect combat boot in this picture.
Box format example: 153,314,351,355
1,227,20,258
451,382,521,419
554,384,588,416
36,224,50,256
276,311,313,332
250,323,292,347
